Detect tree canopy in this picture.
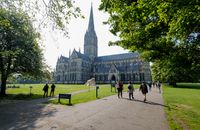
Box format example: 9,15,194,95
0,8,45,95
100,0,200,83
0,0,82,36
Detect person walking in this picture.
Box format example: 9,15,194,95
50,83,56,97
117,80,123,98
43,84,49,98
139,82,148,102
157,82,161,93
128,81,134,100
148,82,152,92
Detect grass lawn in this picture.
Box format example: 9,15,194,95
49,84,140,105
163,83,200,130
2,84,88,100
1,83,140,102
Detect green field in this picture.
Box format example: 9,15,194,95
163,83,200,130
48,84,140,105
3,84,88,99
1,83,140,103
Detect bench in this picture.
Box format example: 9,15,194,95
58,94,71,105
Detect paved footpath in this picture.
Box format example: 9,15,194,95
0,88,169,130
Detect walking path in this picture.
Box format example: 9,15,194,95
0,88,169,130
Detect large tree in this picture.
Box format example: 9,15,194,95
0,9,44,96
99,0,200,83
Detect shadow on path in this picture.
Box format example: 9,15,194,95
0,97,57,129
123,97,170,108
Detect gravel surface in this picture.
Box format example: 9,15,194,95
0,88,169,130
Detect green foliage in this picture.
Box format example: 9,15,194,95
100,0,200,83
0,9,44,95
163,84,200,129
0,0,82,36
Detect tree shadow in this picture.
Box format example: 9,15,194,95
0,94,43,100
175,85,200,90
0,97,57,129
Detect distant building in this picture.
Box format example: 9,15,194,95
55,4,151,84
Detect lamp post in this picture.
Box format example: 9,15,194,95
62,71,64,84
29,86,32,95
96,86,99,98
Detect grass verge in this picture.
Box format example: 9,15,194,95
48,84,140,105
163,84,200,130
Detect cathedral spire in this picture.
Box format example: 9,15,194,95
88,3,94,31
84,2,98,59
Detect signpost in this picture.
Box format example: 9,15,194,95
29,86,32,95
96,86,99,98
58,94,72,105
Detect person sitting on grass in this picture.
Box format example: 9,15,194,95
139,82,148,102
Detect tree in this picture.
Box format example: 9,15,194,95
0,0,82,36
0,9,44,96
99,0,200,84
151,35,200,84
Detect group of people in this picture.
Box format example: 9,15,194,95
115,81,160,102
42,83,56,98
115,80,137,100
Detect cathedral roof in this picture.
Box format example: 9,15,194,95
58,55,69,63
76,52,91,61
71,49,91,61
94,52,139,62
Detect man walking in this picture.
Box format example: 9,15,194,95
139,82,148,102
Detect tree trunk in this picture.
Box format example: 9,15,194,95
0,76,7,96
169,82,177,87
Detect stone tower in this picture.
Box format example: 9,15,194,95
84,3,98,60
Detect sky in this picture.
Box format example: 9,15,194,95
42,0,128,69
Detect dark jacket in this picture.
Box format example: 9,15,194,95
140,84,148,94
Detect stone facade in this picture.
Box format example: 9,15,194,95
55,4,151,84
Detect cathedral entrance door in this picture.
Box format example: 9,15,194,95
111,75,116,81
111,75,116,92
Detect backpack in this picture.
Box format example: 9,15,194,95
128,84,132,90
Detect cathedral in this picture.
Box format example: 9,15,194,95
55,4,151,84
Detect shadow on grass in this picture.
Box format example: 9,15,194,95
46,98,74,106
0,94,43,100
175,84,200,90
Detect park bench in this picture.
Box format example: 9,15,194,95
58,94,71,105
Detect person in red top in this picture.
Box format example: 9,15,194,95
117,80,123,98
139,82,148,102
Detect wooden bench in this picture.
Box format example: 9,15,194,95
58,94,72,105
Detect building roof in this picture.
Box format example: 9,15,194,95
76,51,91,61
94,52,139,62
58,55,69,63
70,49,91,61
